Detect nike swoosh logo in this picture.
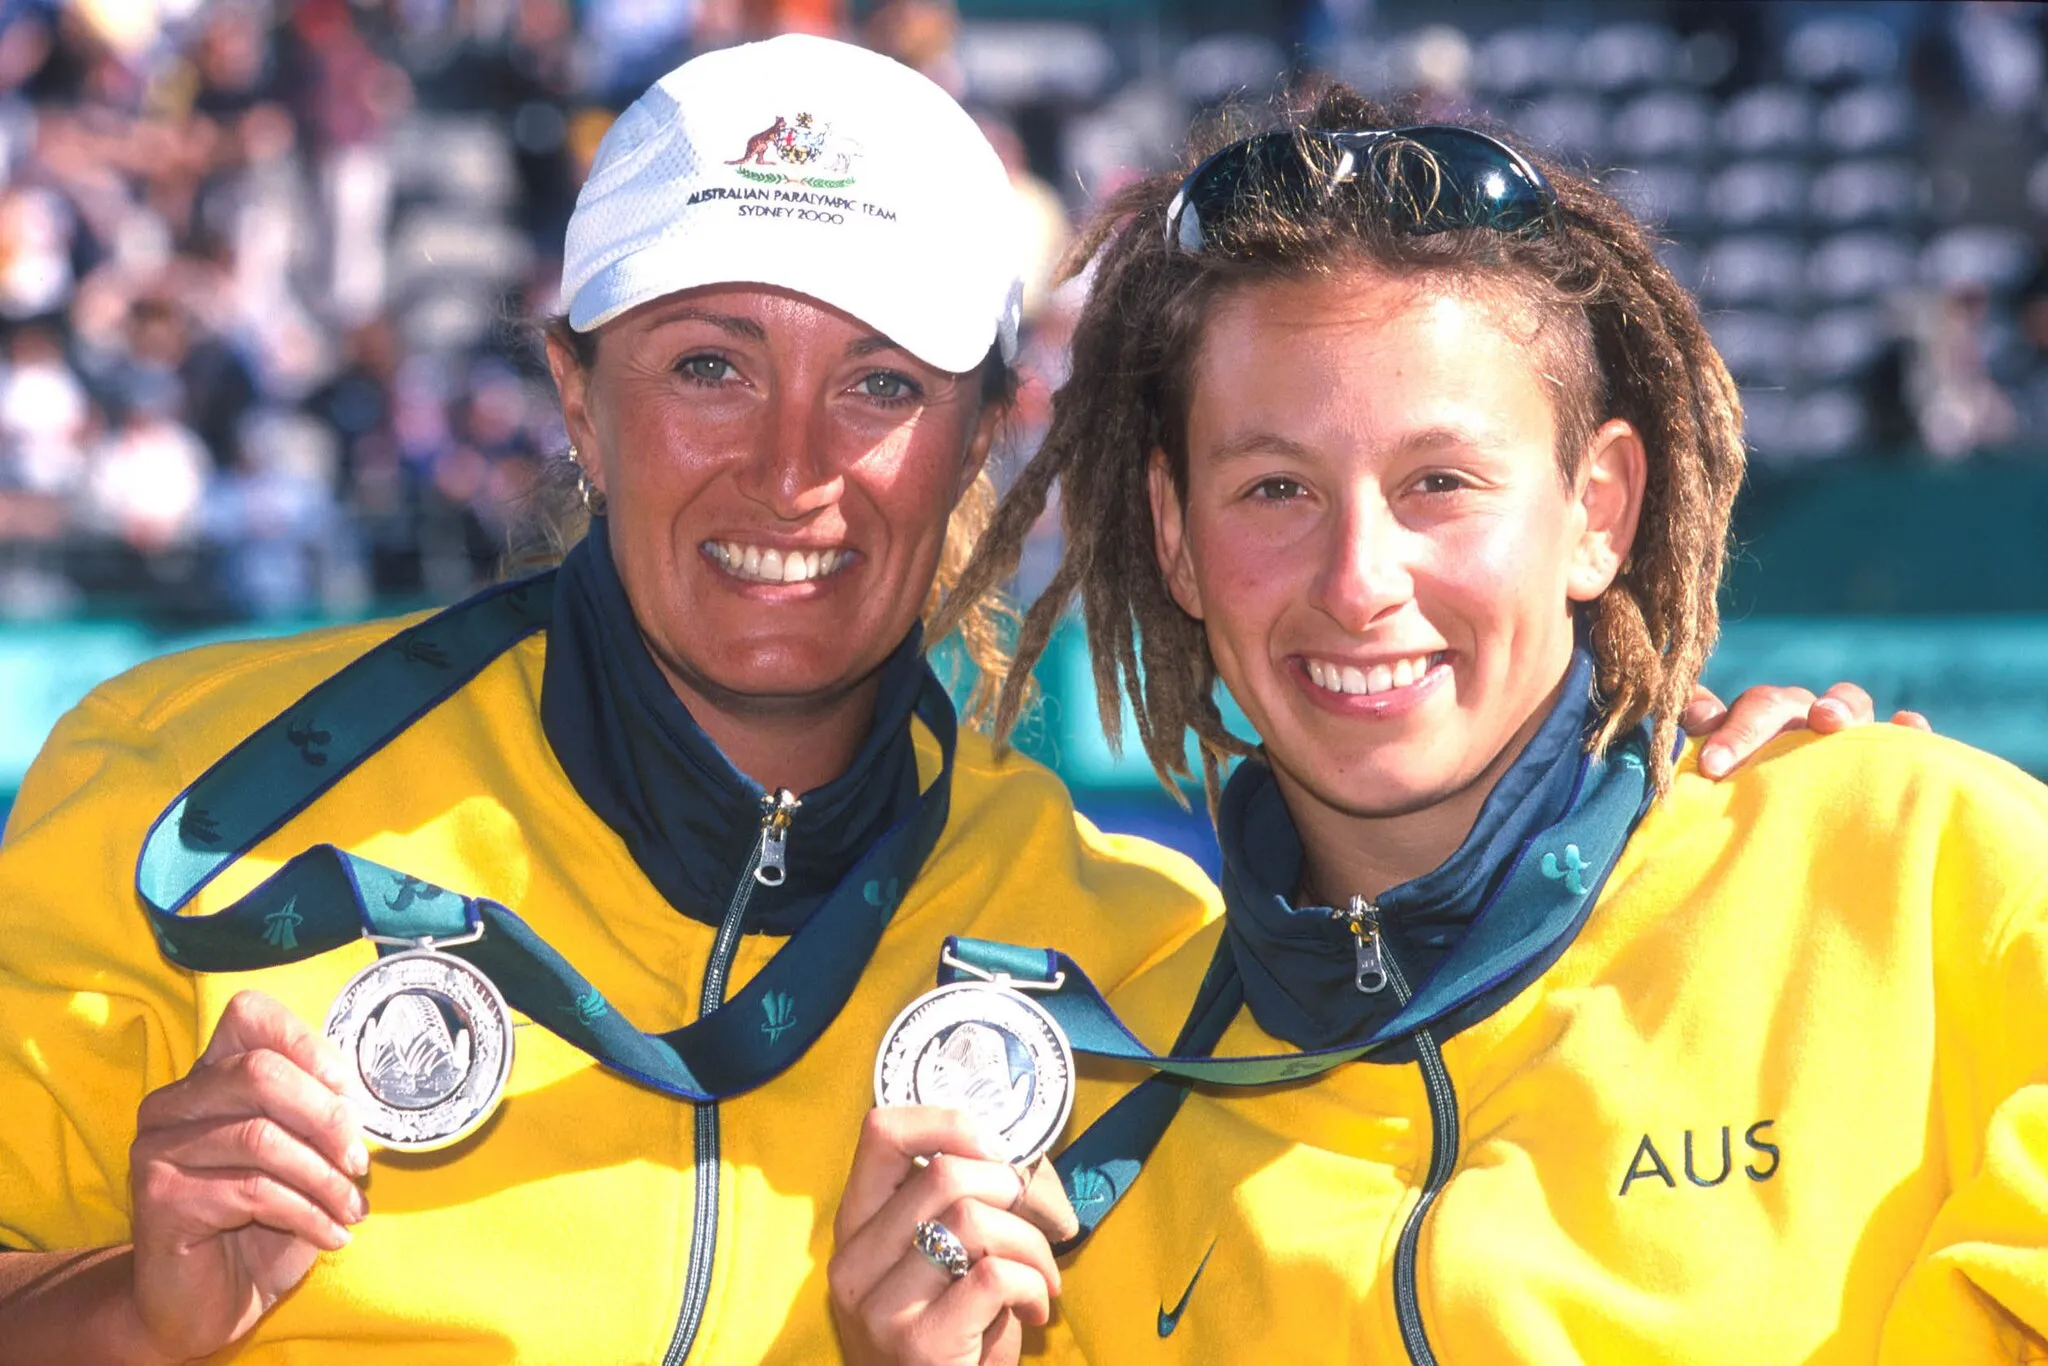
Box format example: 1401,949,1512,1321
1156,1239,1218,1338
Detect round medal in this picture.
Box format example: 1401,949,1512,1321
323,948,514,1152
873,981,1075,1165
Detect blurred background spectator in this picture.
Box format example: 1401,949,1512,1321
2,0,2047,854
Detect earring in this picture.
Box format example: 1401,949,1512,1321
570,444,607,517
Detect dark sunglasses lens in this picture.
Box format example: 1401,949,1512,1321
1171,127,1554,251
1173,134,1342,252
1371,128,1552,234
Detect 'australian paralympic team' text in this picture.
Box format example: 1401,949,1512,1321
686,184,898,222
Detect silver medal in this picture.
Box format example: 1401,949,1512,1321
874,980,1075,1165
324,945,514,1152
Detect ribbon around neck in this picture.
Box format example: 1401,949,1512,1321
136,572,956,1103
939,724,1653,1247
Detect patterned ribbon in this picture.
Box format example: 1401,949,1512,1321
136,573,955,1102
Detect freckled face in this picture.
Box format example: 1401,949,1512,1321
549,285,996,711
1154,271,1629,821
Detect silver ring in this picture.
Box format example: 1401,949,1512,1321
912,1218,971,1279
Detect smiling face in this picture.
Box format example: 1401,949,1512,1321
548,284,997,730
1152,268,1643,875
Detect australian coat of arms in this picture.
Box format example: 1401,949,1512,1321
726,112,861,187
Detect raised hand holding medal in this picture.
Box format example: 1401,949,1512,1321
829,946,1080,1363
872,948,1076,1167
322,923,515,1152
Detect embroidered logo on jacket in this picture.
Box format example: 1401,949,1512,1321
1619,1120,1780,1194
1157,1240,1217,1338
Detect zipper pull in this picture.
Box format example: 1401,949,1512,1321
754,788,802,887
1332,894,1389,994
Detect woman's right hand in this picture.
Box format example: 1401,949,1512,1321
127,989,368,1362
829,1106,1076,1366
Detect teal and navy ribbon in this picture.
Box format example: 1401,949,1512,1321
136,573,955,1102
939,726,1652,1246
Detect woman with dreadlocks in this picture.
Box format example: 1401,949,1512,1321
830,84,2044,1365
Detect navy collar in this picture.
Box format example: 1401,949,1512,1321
1218,649,1600,1050
540,519,926,935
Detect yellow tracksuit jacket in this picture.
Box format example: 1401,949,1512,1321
0,615,1219,1364
1051,728,2048,1364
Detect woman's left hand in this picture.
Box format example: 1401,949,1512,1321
1683,681,1932,780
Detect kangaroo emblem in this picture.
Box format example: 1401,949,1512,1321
728,116,789,166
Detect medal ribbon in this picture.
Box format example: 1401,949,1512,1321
935,725,1653,1245
136,573,956,1102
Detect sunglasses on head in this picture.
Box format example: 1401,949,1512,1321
1164,125,1561,254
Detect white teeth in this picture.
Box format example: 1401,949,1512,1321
1305,653,1440,698
705,541,851,585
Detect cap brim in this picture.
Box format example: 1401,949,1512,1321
570,218,1015,374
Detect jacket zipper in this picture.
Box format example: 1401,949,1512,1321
1334,895,1457,1366
663,789,801,1366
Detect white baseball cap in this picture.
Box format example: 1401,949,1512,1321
561,35,1025,374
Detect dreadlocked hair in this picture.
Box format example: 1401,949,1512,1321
523,318,1025,733
944,82,1746,810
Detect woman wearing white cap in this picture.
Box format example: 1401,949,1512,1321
0,35,1879,1366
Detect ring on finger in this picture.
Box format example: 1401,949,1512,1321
912,1218,972,1279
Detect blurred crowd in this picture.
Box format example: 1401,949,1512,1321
0,0,2041,627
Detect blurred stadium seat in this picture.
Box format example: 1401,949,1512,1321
1717,85,1814,157
1708,159,1807,230
1783,14,1901,86
1701,234,1807,306
1609,89,1714,161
